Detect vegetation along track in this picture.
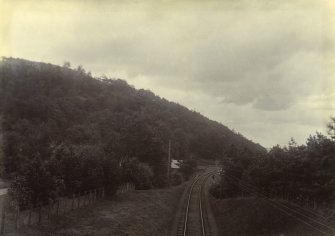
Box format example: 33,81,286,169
176,170,216,236
225,174,335,236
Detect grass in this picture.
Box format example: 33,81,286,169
210,196,331,236
16,184,185,236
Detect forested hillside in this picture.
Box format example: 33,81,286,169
0,58,264,205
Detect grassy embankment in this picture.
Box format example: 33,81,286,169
16,184,185,236
210,196,330,236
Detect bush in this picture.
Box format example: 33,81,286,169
171,172,184,186
121,157,154,190
178,159,197,180
8,154,62,207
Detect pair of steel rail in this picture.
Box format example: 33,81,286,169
178,171,215,236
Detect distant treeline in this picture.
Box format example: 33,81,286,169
212,125,335,206
0,58,264,206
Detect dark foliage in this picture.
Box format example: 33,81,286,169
212,124,335,206
178,159,198,180
0,58,264,206
121,157,153,190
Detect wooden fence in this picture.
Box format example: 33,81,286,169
0,182,136,235
0,188,105,235
117,182,135,194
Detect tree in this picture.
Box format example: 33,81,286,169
9,154,61,207
178,159,197,180
63,61,71,68
101,157,121,195
121,158,153,190
327,117,335,140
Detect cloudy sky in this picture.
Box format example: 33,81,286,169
1,0,335,148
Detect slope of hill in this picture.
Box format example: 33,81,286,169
0,57,265,201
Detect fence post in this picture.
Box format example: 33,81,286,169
51,201,55,217
64,198,67,214
28,206,32,225
15,205,20,230
72,194,75,210
102,188,105,199
47,204,50,221
78,194,80,208
305,197,309,207
0,198,6,234
56,200,60,216
38,205,42,224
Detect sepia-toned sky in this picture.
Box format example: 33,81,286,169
1,0,334,148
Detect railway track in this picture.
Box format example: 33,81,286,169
176,171,215,236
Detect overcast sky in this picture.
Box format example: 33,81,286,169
1,0,334,148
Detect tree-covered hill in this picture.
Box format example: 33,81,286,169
211,132,335,208
0,57,265,204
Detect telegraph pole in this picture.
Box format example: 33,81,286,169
167,139,171,187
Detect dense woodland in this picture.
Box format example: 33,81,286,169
211,127,335,207
0,58,264,206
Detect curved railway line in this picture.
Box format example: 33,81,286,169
176,170,216,236
173,169,334,236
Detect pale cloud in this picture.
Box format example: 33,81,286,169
1,0,335,147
